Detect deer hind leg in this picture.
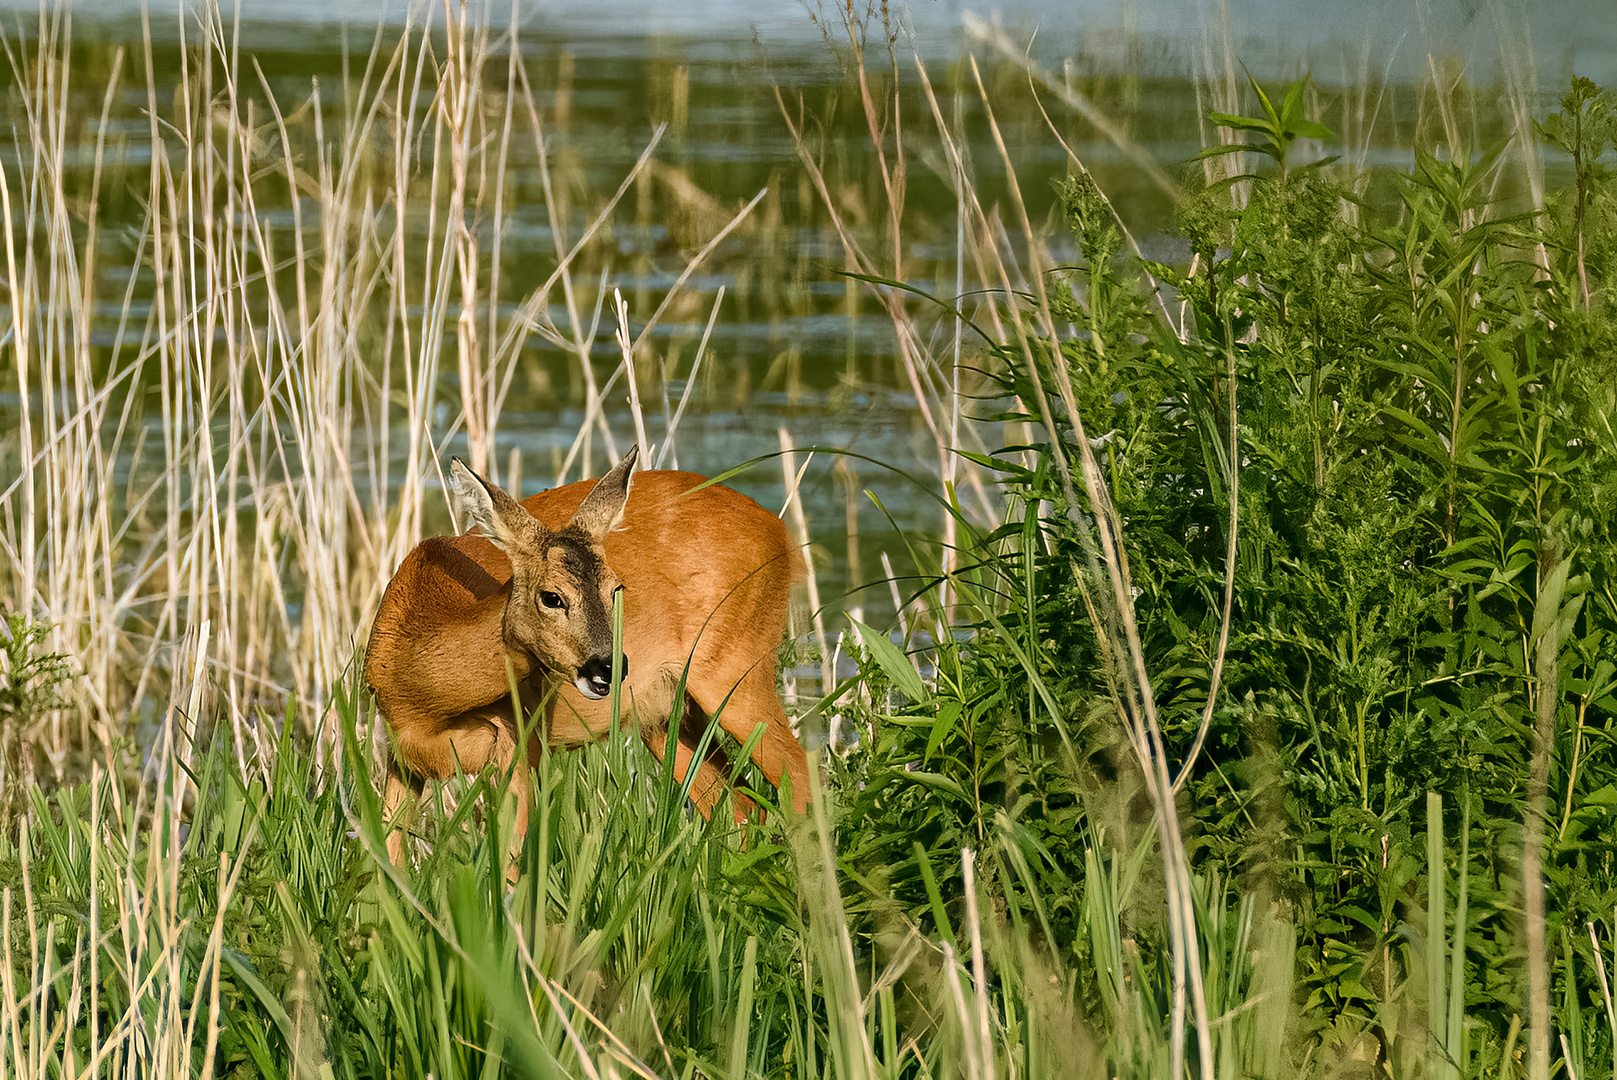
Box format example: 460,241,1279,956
642,721,737,822
618,666,757,823
687,663,810,814
672,699,760,824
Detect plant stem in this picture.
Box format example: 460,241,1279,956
1524,537,1561,1080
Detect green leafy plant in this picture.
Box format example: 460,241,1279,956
1199,72,1339,180
0,613,69,724
0,613,70,817
835,66,1617,1076
1538,77,1617,307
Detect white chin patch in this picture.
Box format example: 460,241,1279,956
577,676,608,700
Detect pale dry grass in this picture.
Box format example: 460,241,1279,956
0,0,763,787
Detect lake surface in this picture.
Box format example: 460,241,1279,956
2,0,1610,630
24,0,1617,88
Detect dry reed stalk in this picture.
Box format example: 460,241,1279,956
1524,539,1563,1080
1173,336,1239,792
790,746,885,1078
773,88,938,449
1483,0,1551,275
963,850,997,1080
780,428,835,698
510,63,655,480
1589,918,1617,1080
1007,68,1183,337
510,920,665,1080
553,188,763,481
484,0,522,467
1196,0,1247,203
0,0,751,784
656,285,724,470
963,14,1181,203
443,0,491,477
777,63,1006,522
941,81,964,628
628,187,767,360
835,459,864,625
614,289,653,462
916,47,1215,1080
0,650,258,1077
879,551,907,644
772,31,1006,579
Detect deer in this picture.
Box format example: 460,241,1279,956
364,447,812,868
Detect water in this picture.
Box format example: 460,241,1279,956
27,0,1617,88
1,0,1610,629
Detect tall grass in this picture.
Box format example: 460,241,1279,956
0,1,766,784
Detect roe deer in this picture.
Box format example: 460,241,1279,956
365,447,811,866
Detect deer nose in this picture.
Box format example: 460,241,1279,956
577,654,625,700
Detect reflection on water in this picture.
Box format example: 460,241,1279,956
0,0,1607,627
22,0,1617,87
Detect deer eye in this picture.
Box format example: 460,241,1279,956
539,590,566,611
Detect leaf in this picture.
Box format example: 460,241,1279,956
1294,154,1342,173
1552,595,1586,652
850,616,928,702
1333,905,1385,935
1245,69,1280,127
1530,556,1573,647
926,699,963,762
901,770,971,803
1290,119,1336,141
1207,111,1278,135
1195,144,1262,161
222,948,299,1046
1280,78,1306,128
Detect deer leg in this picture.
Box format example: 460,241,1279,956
642,725,730,818
387,709,529,876
616,669,737,820
382,757,426,866
651,700,759,823
688,666,810,813
684,702,762,823
454,718,528,878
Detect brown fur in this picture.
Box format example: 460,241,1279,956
365,463,810,867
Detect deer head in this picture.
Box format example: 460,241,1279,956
447,447,636,699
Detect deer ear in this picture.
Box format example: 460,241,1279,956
571,445,637,542
448,458,539,551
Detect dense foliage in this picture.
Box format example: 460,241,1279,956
835,75,1617,1072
